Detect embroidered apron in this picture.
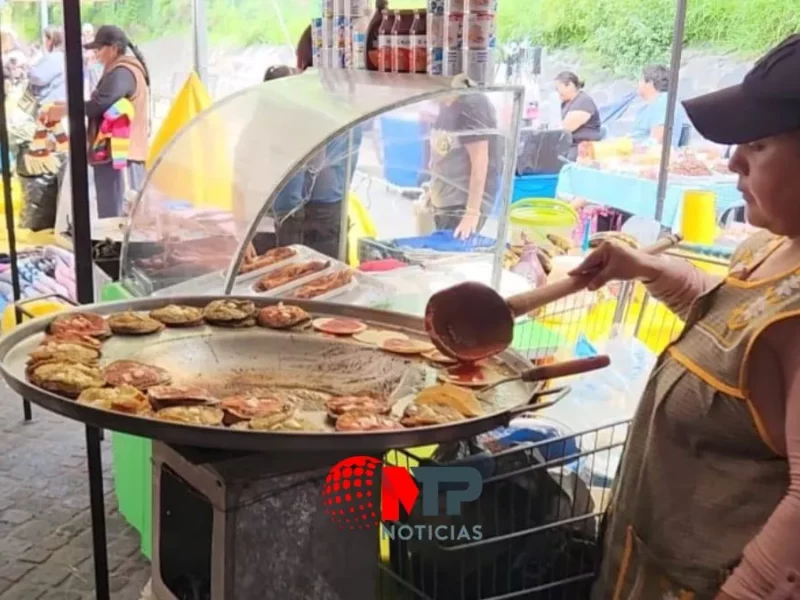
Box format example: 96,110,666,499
592,231,793,600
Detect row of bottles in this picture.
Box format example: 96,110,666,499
309,0,496,82
376,0,496,82
313,0,370,69
377,10,426,74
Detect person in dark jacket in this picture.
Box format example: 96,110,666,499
47,25,150,218
555,71,602,158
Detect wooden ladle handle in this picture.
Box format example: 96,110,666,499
519,355,611,382
505,234,682,318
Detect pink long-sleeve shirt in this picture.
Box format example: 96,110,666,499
644,257,800,600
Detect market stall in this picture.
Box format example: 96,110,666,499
556,152,743,231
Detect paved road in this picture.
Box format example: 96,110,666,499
0,384,150,599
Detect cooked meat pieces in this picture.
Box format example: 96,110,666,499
107,311,165,335
254,260,329,292
147,385,217,407
400,403,465,427
220,394,294,420
256,303,310,329
41,332,103,350
245,415,321,431
203,299,256,324
325,395,391,416
77,385,151,415
48,312,111,339
28,341,100,367
104,360,171,390
335,410,405,432
215,316,256,329
155,405,224,426
28,361,105,398
291,269,353,299
149,304,204,327
239,246,297,274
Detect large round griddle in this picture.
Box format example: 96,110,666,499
0,296,544,453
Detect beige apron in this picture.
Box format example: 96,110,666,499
593,230,793,600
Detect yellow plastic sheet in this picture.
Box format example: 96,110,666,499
1,298,68,333
145,72,232,211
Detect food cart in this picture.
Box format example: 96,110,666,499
32,69,534,592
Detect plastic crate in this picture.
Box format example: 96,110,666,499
512,174,560,203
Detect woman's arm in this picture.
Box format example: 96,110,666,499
464,139,488,215
562,110,592,133
719,320,800,599
642,255,719,317
453,139,489,239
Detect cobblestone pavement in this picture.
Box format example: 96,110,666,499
0,384,151,599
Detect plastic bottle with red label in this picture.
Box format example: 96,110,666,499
377,10,392,72
391,11,410,73
409,10,426,73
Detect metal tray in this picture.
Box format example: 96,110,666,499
278,267,359,302
249,258,334,296
0,296,550,453
232,244,310,286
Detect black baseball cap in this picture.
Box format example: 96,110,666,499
683,34,800,145
83,25,128,50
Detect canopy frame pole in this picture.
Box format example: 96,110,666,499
63,2,111,598
192,0,210,86
654,0,688,224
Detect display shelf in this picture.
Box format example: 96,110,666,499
119,70,524,307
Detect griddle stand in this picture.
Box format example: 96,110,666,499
151,442,382,600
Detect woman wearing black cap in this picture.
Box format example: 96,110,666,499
48,25,150,218
571,34,800,600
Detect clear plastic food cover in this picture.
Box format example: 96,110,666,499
120,70,523,306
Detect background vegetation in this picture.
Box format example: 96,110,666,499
7,0,800,74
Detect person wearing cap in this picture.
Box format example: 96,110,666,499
579,34,800,600
47,25,151,219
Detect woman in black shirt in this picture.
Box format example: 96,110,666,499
555,71,602,159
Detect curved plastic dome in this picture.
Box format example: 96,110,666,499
120,70,523,307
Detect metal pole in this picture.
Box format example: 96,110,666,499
62,3,109,600
0,16,33,422
653,0,688,223
192,0,209,85
338,130,354,263
39,0,48,31
490,87,524,290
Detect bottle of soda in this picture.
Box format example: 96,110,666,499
391,11,409,73
409,10,426,73
377,10,391,72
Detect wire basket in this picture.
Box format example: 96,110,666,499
380,420,630,599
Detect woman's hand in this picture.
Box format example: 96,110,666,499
568,241,660,291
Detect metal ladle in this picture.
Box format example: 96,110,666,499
425,234,681,362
